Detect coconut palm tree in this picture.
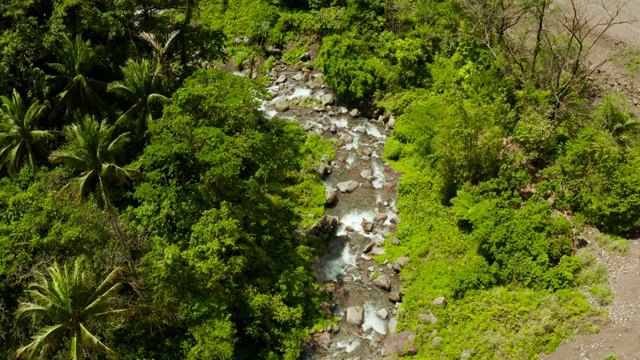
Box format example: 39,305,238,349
0,89,54,174
107,59,171,137
48,35,106,114
49,117,135,207
15,257,124,359
138,30,180,77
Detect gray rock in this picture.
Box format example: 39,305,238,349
390,237,400,246
361,219,374,232
432,296,446,308
432,336,443,346
332,324,340,333
388,291,401,302
329,123,337,133
387,115,395,129
299,51,311,62
375,213,388,222
317,332,331,347
388,317,398,335
360,169,373,181
354,125,366,134
320,93,334,106
346,306,364,325
275,75,287,84
314,76,325,85
350,108,360,117
377,308,388,319
392,261,401,271
397,257,410,268
337,180,359,193
303,122,315,131
461,349,472,359
373,274,391,291
363,147,372,157
274,99,289,112
418,312,438,324
339,133,353,144
302,72,309,82
381,331,418,357
370,246,386,256
325,187,337,205
292,72,303,81
243,36,250,45
234,36,242,44
315,163,331,176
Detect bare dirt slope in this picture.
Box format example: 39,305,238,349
543,241,640,360
543,2,640,359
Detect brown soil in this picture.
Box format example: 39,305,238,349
543,2,640,359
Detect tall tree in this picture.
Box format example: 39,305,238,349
0,89,54,174
48,35,106,114
107,59,171,138
15,257,125,359
49,117,136,244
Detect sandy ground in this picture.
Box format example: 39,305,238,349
542,1,640,359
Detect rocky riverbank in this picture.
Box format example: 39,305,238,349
242,60,417,359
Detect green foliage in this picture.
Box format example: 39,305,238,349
15,256,124,359
0,89,54,174
130,69,330,359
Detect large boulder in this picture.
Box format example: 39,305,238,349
361,219,375,232
377,308,388,319
387,115,395,129
339,133,353,145
369,246,386,256
325,186,337,205
388,291,401,303
316,332,331,347
315,163,331,176
275,74,287,84
346,306,364,325
388,317,398,335
274,99,289,112
381,331,418,357
320,93,334,106
432,296,447,308
373,274,391,291
337,180,359,193
418,312,438,324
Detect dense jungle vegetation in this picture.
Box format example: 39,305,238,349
0,0,637,359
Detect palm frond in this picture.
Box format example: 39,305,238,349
15,324,65,358
147,93,171,106
79,323,114,354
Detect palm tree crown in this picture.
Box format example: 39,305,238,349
108,58,171,137
49,117,135,206
48,35,106,114
138,30,180,77
0,89,54,174
16,257,124,359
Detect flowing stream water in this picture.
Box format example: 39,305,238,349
243,61,403,359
